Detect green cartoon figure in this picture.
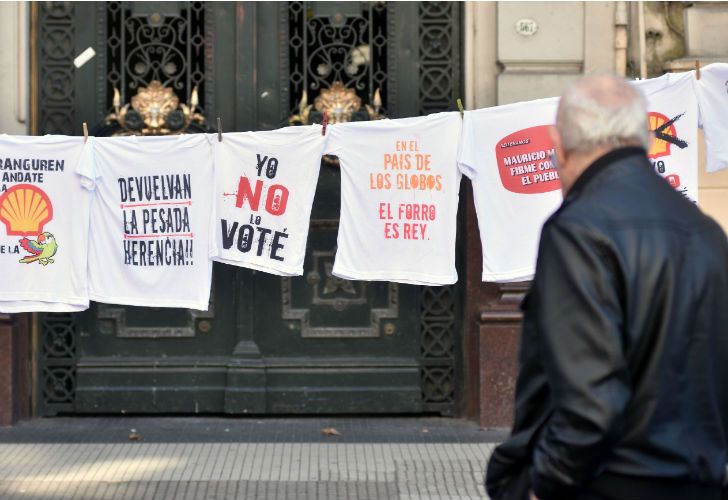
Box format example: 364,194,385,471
19,232,58,266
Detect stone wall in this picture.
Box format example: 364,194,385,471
0,2,29,427
466,1,728,428
0,315,30,426
699,131,728,233
0,2,27,135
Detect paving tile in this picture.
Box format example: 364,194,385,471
0,416,506,444
0,418,500,499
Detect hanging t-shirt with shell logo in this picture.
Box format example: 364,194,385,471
0,135,94,312
695,63,728,173
631,71,699,203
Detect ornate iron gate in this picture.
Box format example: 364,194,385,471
34,1,463,417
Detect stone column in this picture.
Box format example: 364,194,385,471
1,316,16,425
0,314,30,426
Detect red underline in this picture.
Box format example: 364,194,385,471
120,200,192,209
123,233,194,239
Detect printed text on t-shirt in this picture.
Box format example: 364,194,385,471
0,157,66,259
372,140,441,240
221,153,289,261
119,174,194,267
370,140,443,192
495,125,560,194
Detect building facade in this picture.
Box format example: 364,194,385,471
1,1,727,427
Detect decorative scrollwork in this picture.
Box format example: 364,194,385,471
322,262,358,297
36,2,79,415
418,2,460,115
41,314,76,359
36,1,212,416
105,2,207,115
306,249,368,310
417,2,461,414
42,367,75,404
420,284,457,410
288,2,388,117
421,366,454,403
314,82,361,123
288,80,384,168
39,313,77,412
282,246,398,338
421,318,455,358
38,2,75,135
289,82,383,126
102,81,208,136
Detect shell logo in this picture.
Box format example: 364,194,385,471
0,184,54,237
647,112,675,159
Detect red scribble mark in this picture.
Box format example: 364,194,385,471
123,232,194,239
120,200,192,209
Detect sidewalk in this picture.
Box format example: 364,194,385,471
0,417,506,499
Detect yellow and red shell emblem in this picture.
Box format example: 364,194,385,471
0,184,54,237
647,111,676,159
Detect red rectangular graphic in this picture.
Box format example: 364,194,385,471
495,125,561,194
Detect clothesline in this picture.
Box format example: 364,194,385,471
0,64,726,313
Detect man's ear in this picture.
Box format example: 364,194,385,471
548,125,567,167
647,130,656,153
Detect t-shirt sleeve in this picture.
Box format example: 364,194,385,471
208,198,218,258
323,124,344,157
696,64,728,173
76,136,98,190
207,142,219,258
695,76,705,130
457,113,478,180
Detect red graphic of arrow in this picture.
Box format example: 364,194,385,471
123,232,194,239
120,200,192,209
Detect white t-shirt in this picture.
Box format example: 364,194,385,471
695,63,728,173
631,71,699,203
212,125,325,275
325,112,462,285
0,135,93,312
84,134,216,310
458,97,562,282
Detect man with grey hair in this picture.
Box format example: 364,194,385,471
486,74,728,500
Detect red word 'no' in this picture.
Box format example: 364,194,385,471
235,177,290,216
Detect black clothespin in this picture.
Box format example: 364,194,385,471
322,111,328,136
83,122,89,143
695,60,701,80
217,117,223,142
456,98,464,118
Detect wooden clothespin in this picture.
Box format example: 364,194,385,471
695,60,701,80
456,98,464,118
322,111,328,136
82,122,89,143
217,117,223,142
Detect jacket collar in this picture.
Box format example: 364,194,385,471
565,146,647,201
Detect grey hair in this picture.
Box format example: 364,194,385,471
556,75,650,154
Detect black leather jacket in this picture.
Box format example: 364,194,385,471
486,147,728,500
